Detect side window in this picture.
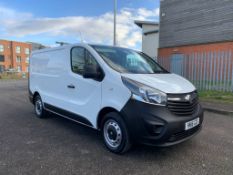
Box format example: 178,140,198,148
86,50,98,66
71,47,85,75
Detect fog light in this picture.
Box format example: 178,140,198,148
152,126,164,135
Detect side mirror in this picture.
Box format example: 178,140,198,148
83,64,102,80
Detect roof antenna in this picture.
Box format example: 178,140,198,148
79,31,84,43
55,41,69,46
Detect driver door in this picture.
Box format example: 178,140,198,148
65,47,102,127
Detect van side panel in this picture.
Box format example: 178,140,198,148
30,45,131,129
30,46,103,128
30,48,70,111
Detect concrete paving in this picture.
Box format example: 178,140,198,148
201,101,233,116
0,80,233,175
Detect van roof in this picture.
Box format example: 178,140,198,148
31,43,138,55
31,43,90,54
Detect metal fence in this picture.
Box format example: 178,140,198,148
158,50,233,92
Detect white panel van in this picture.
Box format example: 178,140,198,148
29,43,204,153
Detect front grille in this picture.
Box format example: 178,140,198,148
167,92,198,116
168,125,200,142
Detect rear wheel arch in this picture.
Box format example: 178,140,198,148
33,92,48,118
32,91,40,104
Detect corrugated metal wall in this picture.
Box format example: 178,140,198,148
159,0,233,48
158,50,233,92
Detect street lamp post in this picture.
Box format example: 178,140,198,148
113,0,117,46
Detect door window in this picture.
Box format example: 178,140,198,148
71,47,99,75
71,47,85,75
86,50,98,66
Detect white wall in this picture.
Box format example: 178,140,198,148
141,24,159,60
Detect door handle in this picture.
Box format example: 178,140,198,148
67,84,75,89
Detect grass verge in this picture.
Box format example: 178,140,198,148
199,90,233,104
0,73,28,80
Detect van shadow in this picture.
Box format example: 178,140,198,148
46,112,198,161
46,112,102,142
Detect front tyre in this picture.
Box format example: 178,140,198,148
102,112,131,154
34,95,47,118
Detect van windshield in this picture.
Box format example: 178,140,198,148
91,45,169,74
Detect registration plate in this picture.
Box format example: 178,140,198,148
185,118,200,130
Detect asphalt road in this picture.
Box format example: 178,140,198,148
0,80,233,175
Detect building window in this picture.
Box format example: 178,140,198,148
16,46,21,53
26,66,29,72
0,45,4,52
17,66,22,72
0,55,4,62
25,48,30,55
16,56,21,63
0,65,5,73
26,57,29,63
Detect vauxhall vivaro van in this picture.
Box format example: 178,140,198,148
29,43,204,153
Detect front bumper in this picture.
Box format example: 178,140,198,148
120,99,204,146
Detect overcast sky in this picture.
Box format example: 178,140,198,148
0,0,160,49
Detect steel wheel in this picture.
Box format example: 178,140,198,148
101,112,131,154
34,95,47,118
103,119,122,148
35,99,43,116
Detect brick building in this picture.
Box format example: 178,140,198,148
0,40,32,73
157,0,233,92
158,0,233,59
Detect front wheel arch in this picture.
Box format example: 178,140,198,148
97,107,119,130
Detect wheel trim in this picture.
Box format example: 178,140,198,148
104,119,122,149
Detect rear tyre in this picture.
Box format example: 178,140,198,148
101,112,131,154
34,95,47,118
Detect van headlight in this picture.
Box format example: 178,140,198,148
122,77,167,106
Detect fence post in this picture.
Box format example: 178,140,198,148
208,52,212,90
213,52,216,90
191,53,193,83
216,52,220,91
228,51,232,92
231,51,233,92
198,52,202,90
220,51,224,91
223,51,227,92
203,52,207,90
